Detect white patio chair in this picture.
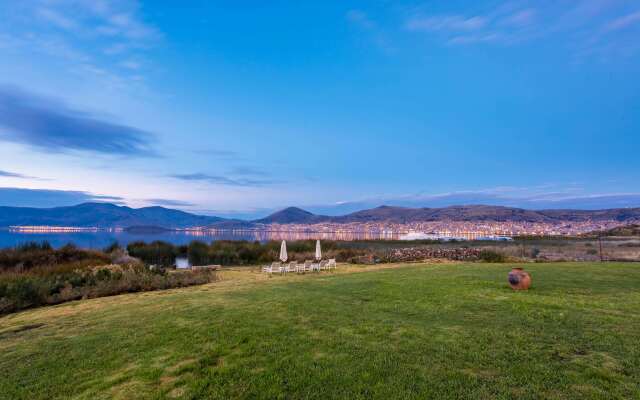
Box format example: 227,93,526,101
262,265,273,274
319,260,328,271
273,262,286,275
304,260,312,273
328,259,336,270
287,262,297,273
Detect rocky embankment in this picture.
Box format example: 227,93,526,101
383,247,482,262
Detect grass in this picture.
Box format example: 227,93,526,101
0,262,639,399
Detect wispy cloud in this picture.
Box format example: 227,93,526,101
502,8,537,28
403,1,640,57
118,59,142,70
192,148,242,159
0,187,124,207
35,6,79,30
605,11,640,31
347,10,376,30
31,0,160,44
404,5,533,45
448,33,502,45
227,166,270,177
144,198,196,207
93,7,160,41
169,173,280,187
0,85,156,157
346,9,395,54
0,0,160,91
0,170,41,180
406,15,487,32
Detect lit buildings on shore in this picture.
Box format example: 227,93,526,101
9,226,123,233
7,217,638,239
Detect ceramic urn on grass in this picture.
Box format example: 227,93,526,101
508,267,531,290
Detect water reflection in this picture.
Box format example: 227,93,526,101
1,227,515,249
0,228,402,249
182,229,401,241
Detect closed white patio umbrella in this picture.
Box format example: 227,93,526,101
315,240,322,261
279,240,288,263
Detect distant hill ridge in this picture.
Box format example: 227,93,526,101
588,224,640,237
1,202,640,228
0,202,223,228
252,207,326,224
254,205,640,224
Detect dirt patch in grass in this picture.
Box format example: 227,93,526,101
167,386,186,398
109,379,149,400
0,322,45,339
159,375,177,386
462,368,499,379
165,358,197,374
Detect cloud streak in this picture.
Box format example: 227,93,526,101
227,166,270,177
0,0,161,92
32,0,160,44
605,11,640,32
0,85,156,156
403,1,640,57
170,173,280,187
346,10,376,30
0,187,124,208
0,170,40,180
346,9,395,54
144,198,196,207
406,15,487,32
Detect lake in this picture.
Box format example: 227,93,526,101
0,229,402,249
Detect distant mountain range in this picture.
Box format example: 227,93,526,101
259,205,640,224
0,203,222,228
1,202,640,229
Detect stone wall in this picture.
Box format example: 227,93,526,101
383,247,482,262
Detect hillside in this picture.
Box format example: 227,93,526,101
588,224,640,237
330,205,554,223
256,205,640,224
253,206,328,224
0,202,224,228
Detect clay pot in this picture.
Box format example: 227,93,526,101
508,267,531,290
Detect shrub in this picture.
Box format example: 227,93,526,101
0,242,109,272
478,250,507,263
0,277,48,312
0,240,229,315
16,241,53,252
127,241,176,266
0,263,219,315
95,268,112,281
103,241,121,253
530,248,541,259
188,241,210,266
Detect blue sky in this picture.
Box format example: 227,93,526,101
0,0,639,218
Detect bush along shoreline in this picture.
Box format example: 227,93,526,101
0,242,218,315
124,240,495,266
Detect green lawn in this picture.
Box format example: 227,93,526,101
1,262,639,399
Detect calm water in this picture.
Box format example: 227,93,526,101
0,229,401,249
